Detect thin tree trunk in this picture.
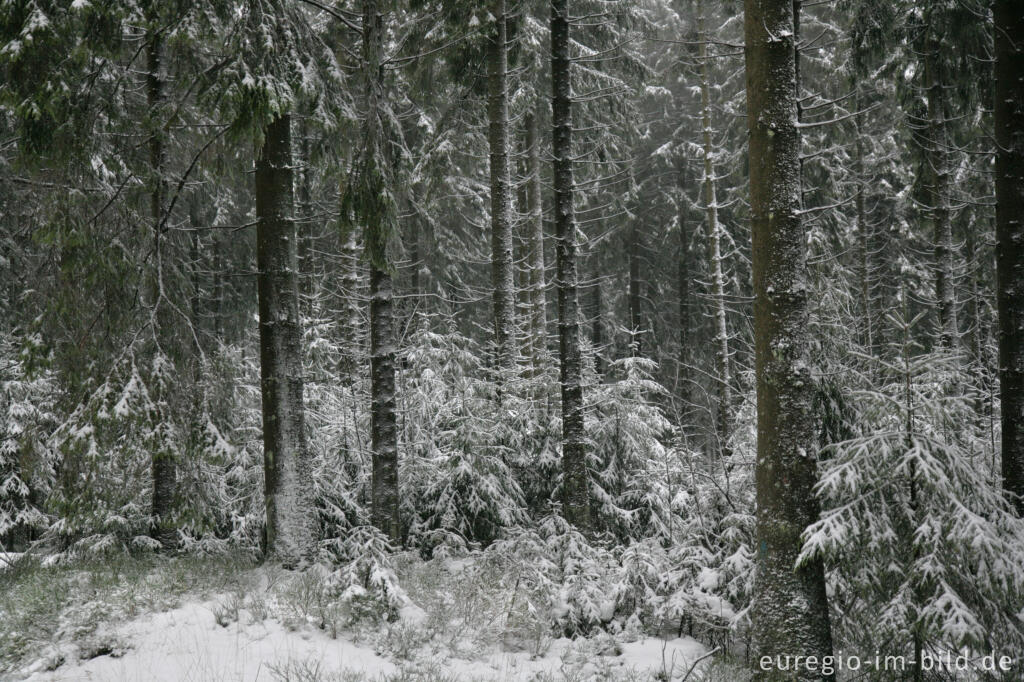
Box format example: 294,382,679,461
255,113,316,566
698,3,731,456
147,31,176,550
744,0,834,675
213,227,225,341
591,267,603,377
855,95,873,356
488,0,515,372
925,41,957,349
678,166,690,387
525,109,548,376
189,194,202,342
628,221,643,356
339,228,362,385
296,117,314,319
551,0,590,532
995,0,1024,514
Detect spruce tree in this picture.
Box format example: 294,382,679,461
994,0,1024,514
744,0,834,675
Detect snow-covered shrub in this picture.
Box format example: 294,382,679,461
322,525,411,625
657,385,755,648
179,345,264,554
0,332,58,550
801,311,1024,660
303,325,370,545
588,356,676,542
46,342,263,557
487,514,619,637
400,329,528,547
46,351,169,553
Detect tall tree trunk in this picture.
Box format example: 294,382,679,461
698,4,731,456
591,266,603,377
361,0,400,541
189,194,202,341
256,113,316,566
213,226,225,341
995,0,1024,515
525,108,548,376
409,192,425,327
925,41,957,349
855,95,873,357
147,31,176,550
744,0,834,675
551,0,591,531
369,263,399,539
339,228,362,385
678,166,690,390
488,0,515,372
296,117,314,319
628,221,643,356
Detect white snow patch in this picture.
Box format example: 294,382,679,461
23,600,397,681
0,552,23,570
19,593,712,681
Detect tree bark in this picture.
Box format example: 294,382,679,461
995,0,1024,515
256,113,316,566
361,0,400,541
488,0,516,372
744,0,834,676
591,266,603,377
855,95,873,357
628,221,643,356
339,228,362,384
551,0,591,532
146,31,176,551
698,3,732,457
369,264,399,539
525,109,548,376
296,117,314,319
924,38,957,349
678,166,690,390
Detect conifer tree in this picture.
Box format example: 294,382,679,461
744,0,834,674
994,0,1024,514
551,0,590,531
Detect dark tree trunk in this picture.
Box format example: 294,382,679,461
855,95,873,357
213,226,225,341
925,40,957,349
525,109,548,376
551,0,591,532
296,117,314,319
995,0,1024,515
369,264,399,539
361,0,400,541
488,0,515,372
255,113,316,566
189,194,202,343
146,31,176,551
743,0,834,676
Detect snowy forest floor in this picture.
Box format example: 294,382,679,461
0,554,734,682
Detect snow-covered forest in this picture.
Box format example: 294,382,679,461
1,0,1023,680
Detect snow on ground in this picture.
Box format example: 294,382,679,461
22,599,397,682
0,553,23,571
19,593,707,682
